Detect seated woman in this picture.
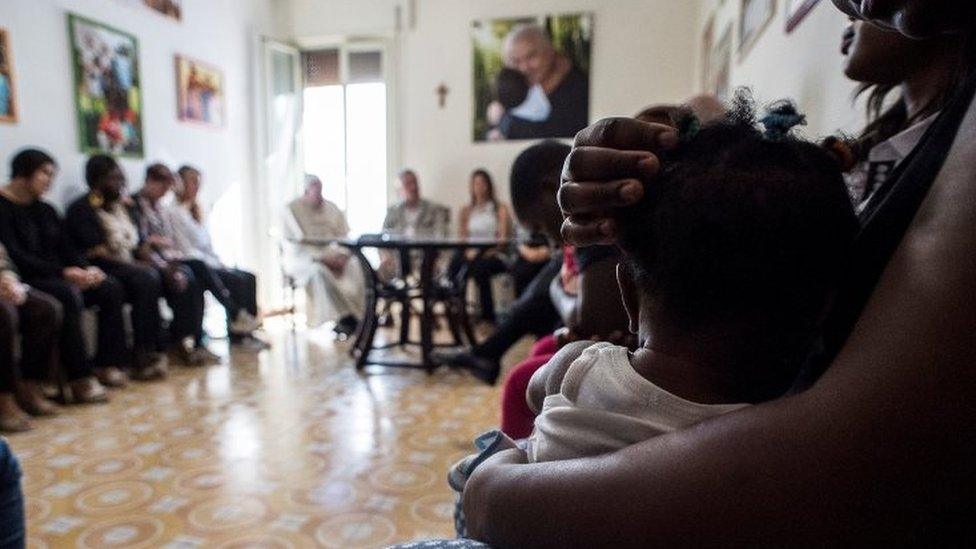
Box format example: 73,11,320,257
0,148,129,391
448,169,513,323
65,155,172,379
833,15,964,212
284,174,365,336
0,242,66,431
168,165,267,349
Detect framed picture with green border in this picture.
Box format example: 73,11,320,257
68,13,144,157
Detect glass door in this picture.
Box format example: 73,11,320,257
301,44,389,235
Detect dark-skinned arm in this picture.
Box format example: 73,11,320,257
464,112,976,547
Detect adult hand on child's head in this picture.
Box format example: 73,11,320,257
559,117,679,246
462,447,529,542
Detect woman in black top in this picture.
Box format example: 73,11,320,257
0,149,114,402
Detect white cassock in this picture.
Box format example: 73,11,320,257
284,198,366,328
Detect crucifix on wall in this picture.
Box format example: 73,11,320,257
436,83,449,108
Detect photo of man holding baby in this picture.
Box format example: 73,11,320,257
472,13,591,142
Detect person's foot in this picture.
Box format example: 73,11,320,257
69,377,109,404
94,366,130,388
133,352,169,380
431,350,500,385
232,335,271,351
0,394,33,433
229,310,262,336
17,381,59,416
190,346,223,365
167,344,198,367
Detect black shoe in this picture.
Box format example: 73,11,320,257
333,315,359,336
431,350,500,385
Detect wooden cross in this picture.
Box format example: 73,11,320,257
436,83,449,108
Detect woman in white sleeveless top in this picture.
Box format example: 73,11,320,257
450,169,513,323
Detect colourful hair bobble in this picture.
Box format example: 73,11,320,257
760,101,807,141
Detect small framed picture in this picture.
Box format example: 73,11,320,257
738,0,776,60
786,0,821,33
0,28,17,124
175,55,225,128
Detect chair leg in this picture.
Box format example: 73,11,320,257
446,301,464,346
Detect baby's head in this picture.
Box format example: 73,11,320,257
495,68,530,110
618,97,858,401
510,140,571,243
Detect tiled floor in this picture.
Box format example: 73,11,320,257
7,321,513,548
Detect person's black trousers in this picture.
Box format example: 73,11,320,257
215,268,258,333
163,264,205,347
180,259,246,317
94,260,164,354
0,290,61,391
473,254,562,363
448,252,509,322
29,277,128,373
510,257,549,298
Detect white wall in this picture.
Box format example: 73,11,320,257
693,0,865,138
284,0,699,214
0,0,282,269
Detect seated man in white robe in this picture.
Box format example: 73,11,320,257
284,175,365,336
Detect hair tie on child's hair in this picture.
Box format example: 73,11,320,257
675,112,701,143
760,101,806,141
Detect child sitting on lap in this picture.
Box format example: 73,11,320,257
450,95,858,534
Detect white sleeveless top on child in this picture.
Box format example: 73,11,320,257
528,342,750,463
466,202,498,239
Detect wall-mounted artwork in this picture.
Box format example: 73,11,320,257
739,0,776,60
786,0,820,33
472,13,592,142
143,0,182,21
68,14,144,157
0,28,17,124
175,55,225,128
707,23,734,101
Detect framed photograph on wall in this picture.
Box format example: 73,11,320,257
786,0,820,33
68,14,144,157
471,12,592,142
143,0,181,21
708,23,733,101
738,0,776,60
175,55,225,128
0,28,17,124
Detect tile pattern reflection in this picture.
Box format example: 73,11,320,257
8,323,508,548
